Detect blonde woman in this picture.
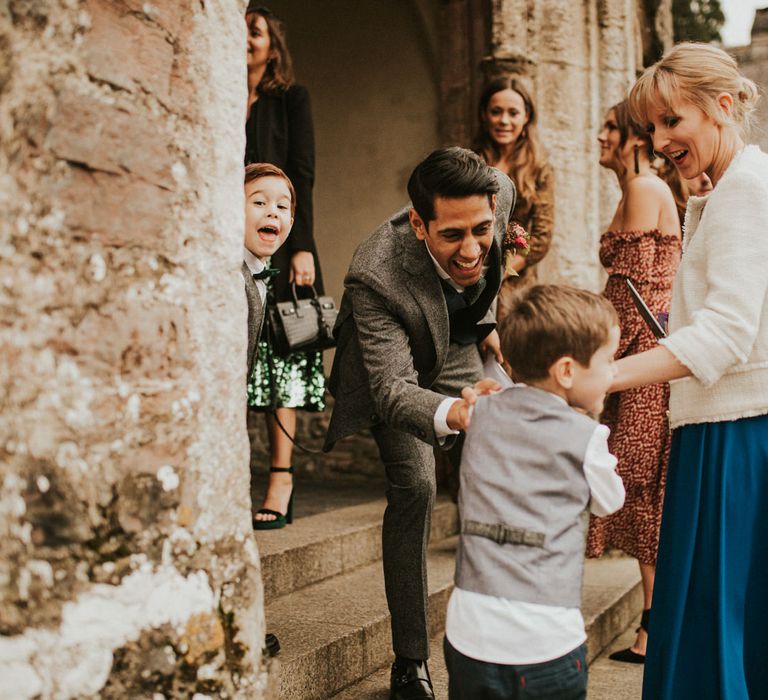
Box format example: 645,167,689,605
622,43,768,699
587,99,681,664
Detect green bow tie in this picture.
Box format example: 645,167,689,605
252,267,280,281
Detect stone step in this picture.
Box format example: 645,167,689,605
255,495,458,604
330,555,643,700
267,536,458,700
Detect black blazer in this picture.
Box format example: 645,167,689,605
245,84,324,300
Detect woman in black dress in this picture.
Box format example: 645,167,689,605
245,5,325,529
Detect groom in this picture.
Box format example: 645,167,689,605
324,148,515,699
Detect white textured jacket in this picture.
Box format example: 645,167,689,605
661,145,768,428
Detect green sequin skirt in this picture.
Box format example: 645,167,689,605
247,341,326,411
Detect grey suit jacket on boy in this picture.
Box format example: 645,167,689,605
324,173,515,450
242,262,264,379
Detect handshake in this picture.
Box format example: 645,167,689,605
446,378,503,432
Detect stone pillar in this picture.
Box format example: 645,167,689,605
439,0,492,146
489,0,669,291
0,2,268,697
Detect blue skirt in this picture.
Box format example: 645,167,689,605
643,414,768,700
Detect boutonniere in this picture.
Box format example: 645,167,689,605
502,221,531,276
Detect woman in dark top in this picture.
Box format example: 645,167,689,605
245,5,325,530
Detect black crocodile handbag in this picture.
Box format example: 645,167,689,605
266,283,338,357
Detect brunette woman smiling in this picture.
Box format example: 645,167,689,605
473,76,555,323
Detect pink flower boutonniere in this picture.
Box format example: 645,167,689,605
502,221,531,277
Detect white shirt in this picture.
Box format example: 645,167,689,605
445,418,625,664
243,248,267,304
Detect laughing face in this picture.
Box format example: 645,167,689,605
410,194,497,288
244,176,293,260
646,100,721,180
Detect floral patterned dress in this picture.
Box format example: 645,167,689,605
587,229,681,564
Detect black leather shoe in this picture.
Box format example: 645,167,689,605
390,658,434,700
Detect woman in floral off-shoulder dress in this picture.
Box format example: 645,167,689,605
587,99,681,664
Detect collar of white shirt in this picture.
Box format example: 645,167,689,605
423,241,489,294
243,248,266,275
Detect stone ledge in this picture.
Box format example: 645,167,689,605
582,556,644,663
255,496,458,604
266,537,457,700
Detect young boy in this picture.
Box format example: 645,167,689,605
242,163,294,658
444,284,626,699
241,162,295,380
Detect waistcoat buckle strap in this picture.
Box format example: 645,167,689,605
462,520,546,548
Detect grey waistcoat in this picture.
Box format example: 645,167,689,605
455,385,598,608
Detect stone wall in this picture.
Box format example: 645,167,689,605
490,0,671,291
269,0,442,322
248,399,384,483
729,11,768,153
0,2,268,698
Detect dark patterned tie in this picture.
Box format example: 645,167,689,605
440,276,489,345
464,276,487,305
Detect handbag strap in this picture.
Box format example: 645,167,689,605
263,313,325,455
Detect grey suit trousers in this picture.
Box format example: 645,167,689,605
371,341,484,660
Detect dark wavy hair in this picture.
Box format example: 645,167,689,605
246,6,295,95
607,99,654,177
609,99,685,223
407,147,499,224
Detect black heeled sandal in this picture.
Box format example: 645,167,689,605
609,608,650,664
253,467,294,530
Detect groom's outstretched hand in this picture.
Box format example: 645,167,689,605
446,378,502,432
479,329,504,365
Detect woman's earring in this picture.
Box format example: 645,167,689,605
633,144,640,175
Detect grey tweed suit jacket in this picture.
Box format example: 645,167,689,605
324,172,515,450
242,262,264,379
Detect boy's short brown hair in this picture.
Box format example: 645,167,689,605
244,162,296,216
500,285,619,382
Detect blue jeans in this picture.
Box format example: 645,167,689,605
444,637,588,700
